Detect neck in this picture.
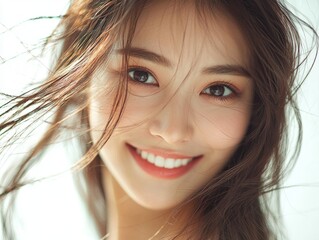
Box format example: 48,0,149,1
102,167,194,240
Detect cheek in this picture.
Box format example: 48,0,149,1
88,77,120,140
89,95,111,129
88,99,106,144
88,85,156,140
114,94,160,128
195,104,251,149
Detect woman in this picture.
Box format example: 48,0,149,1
0,0,317,239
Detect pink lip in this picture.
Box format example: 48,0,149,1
126,144,202,179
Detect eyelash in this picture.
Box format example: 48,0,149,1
127,66,239,101
127,66,158,87
201,81,239,102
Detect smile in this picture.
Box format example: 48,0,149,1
136,149,193,169
127,143,202,179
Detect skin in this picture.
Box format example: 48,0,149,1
88,0,254,239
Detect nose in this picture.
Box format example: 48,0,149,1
148,96,193,144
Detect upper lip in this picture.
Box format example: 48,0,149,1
127,143,201,159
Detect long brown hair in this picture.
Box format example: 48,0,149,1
0,0,317,239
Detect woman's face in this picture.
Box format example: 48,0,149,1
89,1,253,210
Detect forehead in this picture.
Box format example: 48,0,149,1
129,0,250,69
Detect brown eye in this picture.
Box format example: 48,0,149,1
128,69,157,84
202,84,233,97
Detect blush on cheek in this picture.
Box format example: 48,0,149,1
196,107,251,149
114,95,161,128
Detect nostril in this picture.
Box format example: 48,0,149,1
148,104,193,143
149,122,192,144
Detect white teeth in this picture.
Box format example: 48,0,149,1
141,150,147,159
164,158,175,169
182,159,189,166
154,156,165,167
148,153,155,164
175,159,182,168
137,149,193,169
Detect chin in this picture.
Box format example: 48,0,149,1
131,193,185,211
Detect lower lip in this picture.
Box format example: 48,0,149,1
127,144,202,179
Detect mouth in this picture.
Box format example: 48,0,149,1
136,148,194,169
127,143,202,179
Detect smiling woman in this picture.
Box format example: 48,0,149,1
0,0,318,240
89,2,253,215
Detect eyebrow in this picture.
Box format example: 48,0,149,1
117,47,251,77
117,47,172,67
202,64,251,77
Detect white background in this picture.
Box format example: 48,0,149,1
0,1,318,239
